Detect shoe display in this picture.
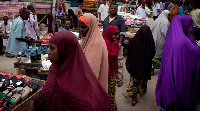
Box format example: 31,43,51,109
0,72,44,111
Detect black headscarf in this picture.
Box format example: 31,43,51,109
126,25,155,80
67,9,78,28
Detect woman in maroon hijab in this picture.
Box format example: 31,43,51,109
28,31,111,111
104,25,119,111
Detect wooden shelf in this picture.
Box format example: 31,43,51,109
81,7,97,10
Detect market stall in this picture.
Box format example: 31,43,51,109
13,33,53,80
0,72,45,111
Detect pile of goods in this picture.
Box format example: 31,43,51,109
0,72,44,111
123,13,148,26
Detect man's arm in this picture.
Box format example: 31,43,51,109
15,22,33,43
119,17,125,45
99,13,102,23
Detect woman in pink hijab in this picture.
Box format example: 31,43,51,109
78,13,109,92
104,25,120,111
27,31,111,111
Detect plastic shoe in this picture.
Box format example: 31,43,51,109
36,81,44,90
21,86,30,100
2,89,12,97
10,94,20,105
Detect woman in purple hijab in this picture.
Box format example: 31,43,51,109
155,15,200,111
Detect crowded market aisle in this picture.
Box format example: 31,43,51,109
0,52,161,111
0,17,160,111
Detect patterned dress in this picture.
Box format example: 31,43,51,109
108,70,118,111
125,76,148,99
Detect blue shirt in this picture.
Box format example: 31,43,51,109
5,16,26,55
179,7,184,15
103,14,125,36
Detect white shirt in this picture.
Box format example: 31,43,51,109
0,21,12,36
153,4,160,16
136,6,150,18
98,4,109,21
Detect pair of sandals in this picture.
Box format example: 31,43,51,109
1,86,30,109
0,75,44,110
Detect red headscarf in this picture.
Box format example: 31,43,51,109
34,31,111,111
104,25,119,80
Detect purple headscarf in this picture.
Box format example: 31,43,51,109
155,15,200,110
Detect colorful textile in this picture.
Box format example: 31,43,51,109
155,15,200,110
104,25,119,80
80,13,109,92
126,76,148,99
34,31,111,111
108,70,118,111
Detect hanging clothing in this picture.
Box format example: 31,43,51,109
79,13,109,92
155,15,200,110
126,25,155,81
150,10,170,58
34,31,111,111
168,5,179,22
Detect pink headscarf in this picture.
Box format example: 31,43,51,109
80,13,109,92
34,31,111,111
104,25,119,80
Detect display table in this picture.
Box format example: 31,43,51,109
0,72,45,111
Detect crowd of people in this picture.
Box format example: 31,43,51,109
0,0,200,111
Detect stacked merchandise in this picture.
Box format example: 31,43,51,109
123,13,148,26
82,0,95,8
0,2,29,21
31,2,52,14
20,0,53,3
0,72,44,111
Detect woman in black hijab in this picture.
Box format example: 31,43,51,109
67,9,78,29
125,25,155,106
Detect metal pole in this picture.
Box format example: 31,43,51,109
52,0,56,33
